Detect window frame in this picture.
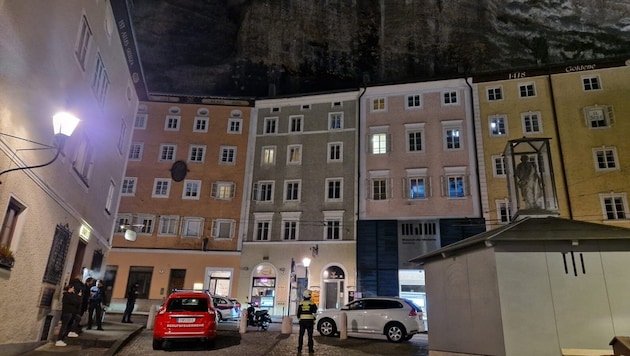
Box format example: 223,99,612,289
193,117,209,133
152,178,171,198
583,105,614,129
211,181,236,200
600,193,628,220
489,115,508,137
371,97,386,112
592,146,619,171
121,177,137,196
325,178,343,202
284,180,301,202
286,144,302,165
74,14,93,71
134,114,147,129
442,121,463,151
329,112,344,130
158,215,180,236
254,213,273,241
164,115,181,131
263,117,278,135
405,123,425,153
211,219,235,239
182,180,202,200
289,115,303,133
405,94,423,109
323,211,343,240
0,198,26,253
327,142,343,162
219,146,237,165
261,146,276,166
181,217,204,238
518,82,536,98
492,155,506,177
486,86,503,101
228,118,243,134
158,144,177,162
521,111,542,134
280,212,301,241
582,75,602,91
496,199,512,223
188,144,206,163
128,142,143,161
254,181,275,203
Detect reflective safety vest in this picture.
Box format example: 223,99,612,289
298,300,316,320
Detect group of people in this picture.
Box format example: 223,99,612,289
56,277,106,347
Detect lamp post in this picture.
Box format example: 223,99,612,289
0,111,80,182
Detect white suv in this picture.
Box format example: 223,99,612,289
316,297,425,342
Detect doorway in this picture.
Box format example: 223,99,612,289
322,265,345,310
71,241,86,279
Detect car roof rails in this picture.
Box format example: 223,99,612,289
170,288,213,295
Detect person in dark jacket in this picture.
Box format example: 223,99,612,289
87,280,106,330
297,289,318,353
122,283,139,323
56,284,81,347
80,277,95,326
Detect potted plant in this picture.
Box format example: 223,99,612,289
0,244,15,269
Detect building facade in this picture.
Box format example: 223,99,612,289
106,99,253,310
358,79,485,316
0,1,138,353
241,92,359,316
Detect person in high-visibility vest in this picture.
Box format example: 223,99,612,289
297,289,318,353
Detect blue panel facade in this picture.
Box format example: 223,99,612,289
356,220,399,297
439,218,486,247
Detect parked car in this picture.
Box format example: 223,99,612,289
212,295,240,321
316,297,425,343
153,290,218,350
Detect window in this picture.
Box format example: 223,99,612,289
164,115,180,131
487,86,503,101
583,105,614,128
152,178,171,198
188,145,206,163
74,15,92,71
497,200,512,223
329,112,343,130
408,177,427,199
271,107,280,113
211,181,236,200
600,193,627,220
0,199,25,252
582,75,601,91
253,181,274,202
105,180,116,215
442,121,463,150
261,146,276,165
281,212,301,240
128,143,143,161
443,167,468,198
518,82,536,98
489,115,507,136
522,112,542,134
121,177,137,196
91,53,109,108
158,215,179,236
323,211,343,240
134,114,147,129
289,115,303,133
371,97,386,111
492,155,506,177
406,94,422,109
115,214,131,233
211,219,235,239
228,118,242,134
220,146,236,164
193,117,209,132
159,144,177,161
442,91,458,105
328,142,343,162
369,127,390,154
301,104,311,111
332,101,342,108
73,137,94,184
371,178,389,200
182,180,201,200
117,120,127,155
137,215,155,234
326,178,343,201
264,117,277,134
287,145,302,165
254,213,273,241
593,147,618,171
182,217,204,238
406,123,425,153
284,180,301,202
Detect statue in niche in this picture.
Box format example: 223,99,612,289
515,155,542,209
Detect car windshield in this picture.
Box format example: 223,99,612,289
166,297,208,312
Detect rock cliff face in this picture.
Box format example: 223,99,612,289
130,0,630,97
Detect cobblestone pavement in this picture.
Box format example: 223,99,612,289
118,320,429,356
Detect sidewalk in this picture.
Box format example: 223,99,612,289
21,313,145,356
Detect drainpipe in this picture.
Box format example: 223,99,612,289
465,76,484,223
357,86,367,222
546,73,573,219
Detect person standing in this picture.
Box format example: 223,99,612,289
80,278,95,327
56,284,81,347
297,289,317,353
122,283,139,323
87,280,105,330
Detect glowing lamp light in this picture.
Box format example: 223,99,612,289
52,112,80,137
124,229,137,241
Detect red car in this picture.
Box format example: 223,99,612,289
153,290,218,350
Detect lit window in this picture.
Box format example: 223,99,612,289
287,145,302,165
261,146,276,165
489,115,507,136
371,97,386,111
408,177,427,199
370,132,389,154
329,112,343,130
212,181,235,200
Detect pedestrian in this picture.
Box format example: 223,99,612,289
68,275,85,334
87,280,106,330
80,277,95,327
297,289,317,354
122,282,139,323
56,284,81,347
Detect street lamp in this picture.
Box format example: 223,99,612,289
303,257,311,290
0,111,80,182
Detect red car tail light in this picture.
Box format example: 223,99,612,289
408,309,417,317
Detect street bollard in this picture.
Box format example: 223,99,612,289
281,315,293,334
340,312,347,340
147,304,160,330
239,309,247,334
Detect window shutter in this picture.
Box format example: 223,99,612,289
607,105,615,125
386,133,392,153
366,179,372,200
367,134,372,153
465,174,471,196
230,183,236,198
229,221,235,239
427,177,432,198
440,176,446,197
402,178,408,198
387,178,393,199
582,107,590,127
252,183,258,201
211,182,217,198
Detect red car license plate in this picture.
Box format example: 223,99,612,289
178,317,196,323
